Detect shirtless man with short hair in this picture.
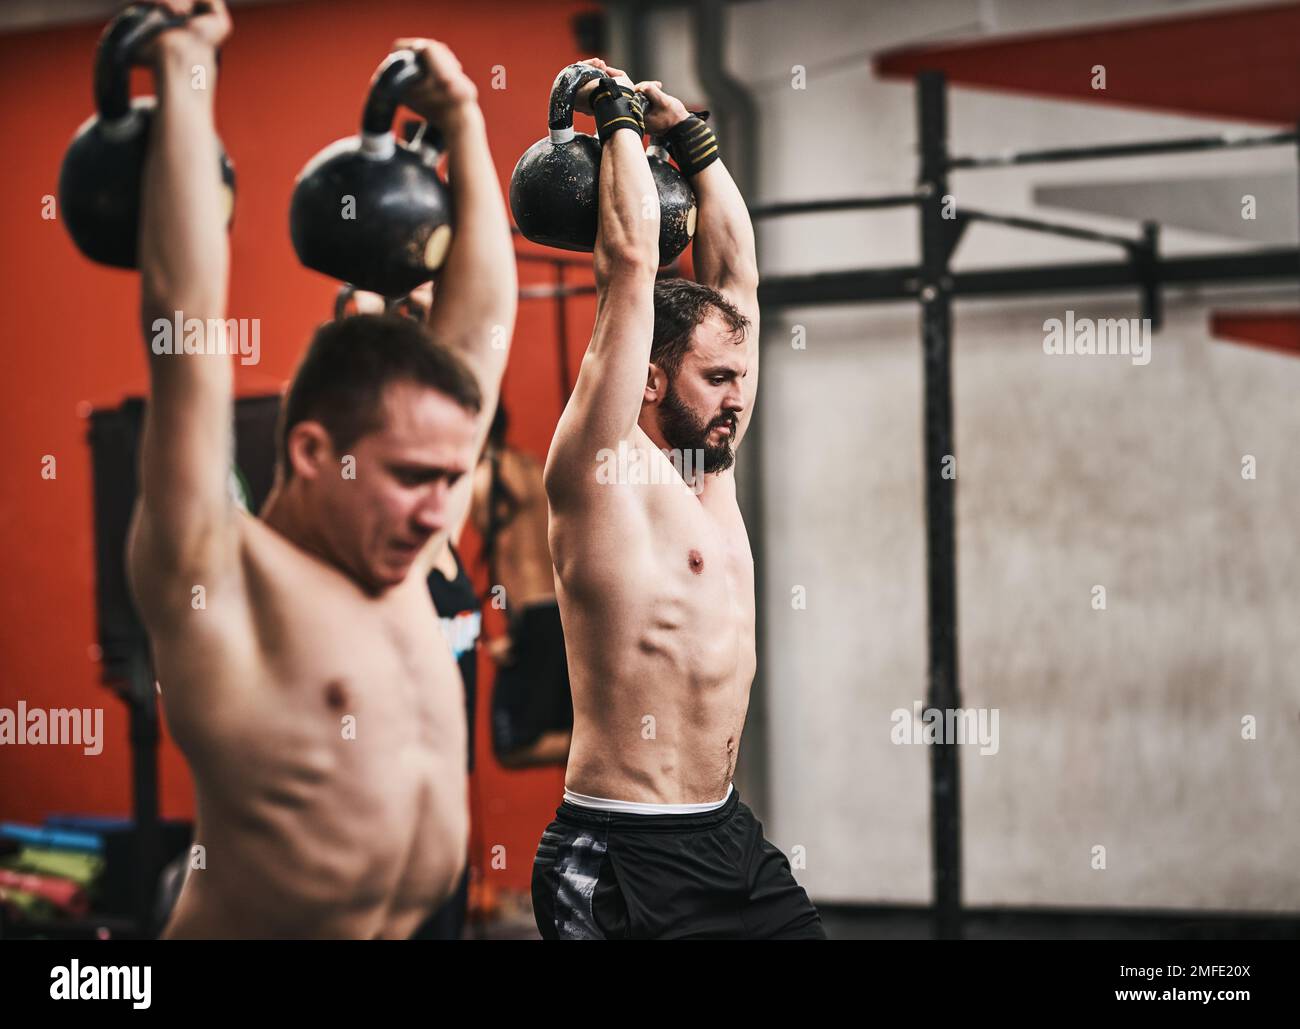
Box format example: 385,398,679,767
124,2,515,938
531,66,823,939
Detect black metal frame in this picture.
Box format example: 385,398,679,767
513,238,594,407
513,230,683,406
753,70,1300,940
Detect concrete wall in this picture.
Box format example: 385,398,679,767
637,0,1300,910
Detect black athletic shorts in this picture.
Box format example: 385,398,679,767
531,789,825,940
491,601,572,758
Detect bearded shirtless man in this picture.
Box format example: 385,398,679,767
531,66,823,939
125,4,515,938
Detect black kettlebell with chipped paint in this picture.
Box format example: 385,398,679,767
510,63,696,263
290,50,453,297
647,135,697,259
59,4,237,269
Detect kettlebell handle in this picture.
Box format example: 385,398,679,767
94,4,188,124
361,50,430,138
402,118,446,162
546,63,605,143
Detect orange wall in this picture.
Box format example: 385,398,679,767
0,0,601,893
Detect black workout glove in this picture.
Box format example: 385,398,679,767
664,113,719,177
591,77,646,143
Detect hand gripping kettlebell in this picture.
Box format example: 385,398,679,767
59,3,237,269
510,63,696,263
289,50,453,298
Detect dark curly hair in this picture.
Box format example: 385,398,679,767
650,278,750,379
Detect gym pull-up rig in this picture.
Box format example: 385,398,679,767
515,231,686,407
751,69,1300,940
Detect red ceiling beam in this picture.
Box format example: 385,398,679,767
875,3,1300,125
1211,310,1300,356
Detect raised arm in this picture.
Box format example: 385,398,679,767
545,65,660,504
393,40,517,565
399,40,516,419
128,2,239,611
642,82,760,450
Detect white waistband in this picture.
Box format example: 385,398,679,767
563,784,733,815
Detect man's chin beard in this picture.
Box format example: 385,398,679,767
702,436,734,474
660,387,735,475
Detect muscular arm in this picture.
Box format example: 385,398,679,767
689,157,760,451
426,104,517,426
545,124,660,505
423,103,517,554
128,32,238,613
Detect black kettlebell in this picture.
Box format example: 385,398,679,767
647,136,697,259
510,64,697,263
509,63,604,253
289,50,453,298
59,4,236,269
